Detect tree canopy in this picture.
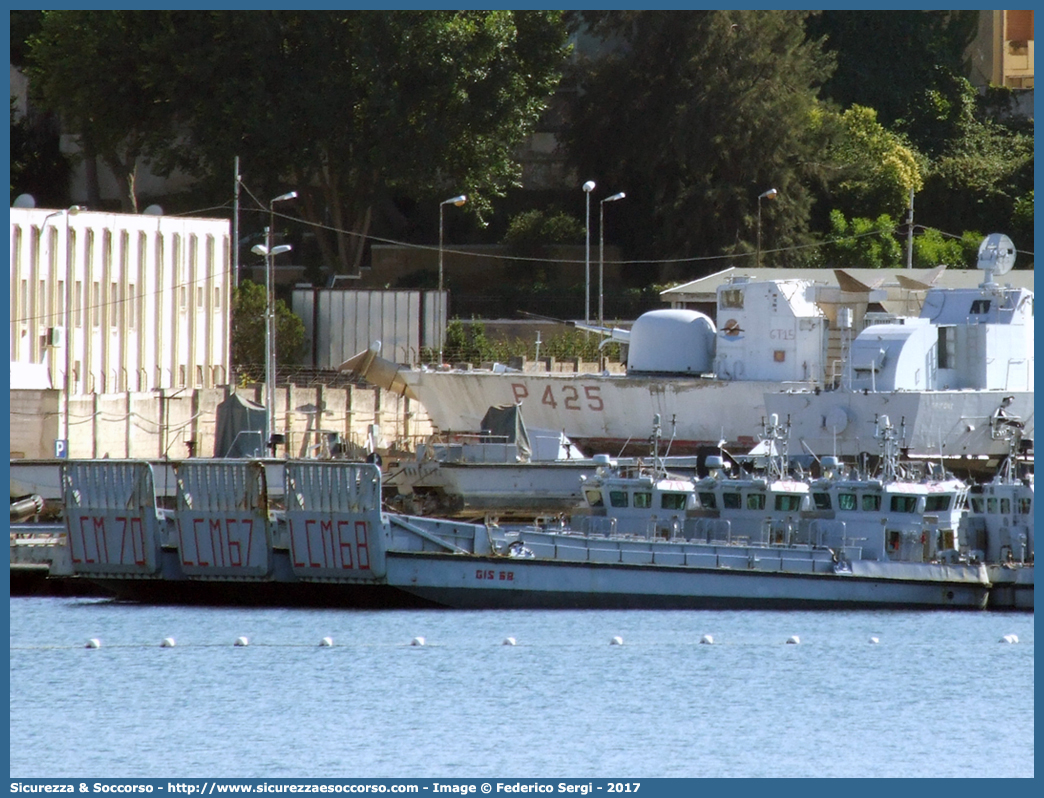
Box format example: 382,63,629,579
563,11,834,277
26,10,569,273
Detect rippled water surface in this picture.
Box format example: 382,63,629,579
9,598,1034,777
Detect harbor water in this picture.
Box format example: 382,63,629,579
9,597,1034,778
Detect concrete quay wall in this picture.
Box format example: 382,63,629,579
9,384,434,461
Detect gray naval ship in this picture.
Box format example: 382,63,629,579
347,235,1032,470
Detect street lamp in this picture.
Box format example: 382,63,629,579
438,194,467,364
251,189,296,455
756,187,778,268
251,241,292,455
42,205,84,458
599,192,626,330
582,180,596,325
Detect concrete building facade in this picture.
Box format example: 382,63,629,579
10,207,231,396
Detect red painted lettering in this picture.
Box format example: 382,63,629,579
584,385,604,412
563,385,580,410
511,383,529,403
355,521,370,570
541,385,558,408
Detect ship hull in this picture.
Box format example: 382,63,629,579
387,551,990,610
400,370,782,455
399,369,1032,460
765,389,1034,459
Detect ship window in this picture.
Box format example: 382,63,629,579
661,493,687,511
585,489,604,508
887,530,902,553
1018,497,1031,514
1000,498,1011,514
987,498,998,514
609,491,629,508
862,494,881,511
698,492,717,510
890,495,918,513
774,494,802,511
970,497,985,513
720,289,744,309
970,299,991,314
723,492,741,509
838,493,856,511
813,492,831,510
938,327,956,369
925,495,951,512
633,491,652,509
746,493,765,510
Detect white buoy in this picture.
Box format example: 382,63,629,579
411,636,426,647
610,636,624,646
1001,634,1019,644
234,636,249,647
786,635,800,645
869,637,880,645
85,638,101,649
319,637,334,647
502,637,517,646
700,634,714,645
160,637,176,648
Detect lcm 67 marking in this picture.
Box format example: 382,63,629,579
180,516,257,568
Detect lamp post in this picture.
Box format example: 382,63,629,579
42,205,84,458
756,188,778,268
582,180,595,325
251,241,292,455
251,190,296,455
438,194,467,364
599,192,625,331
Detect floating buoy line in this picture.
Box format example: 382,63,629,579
6,633,1027,650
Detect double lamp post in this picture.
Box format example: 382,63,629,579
251,190,297,455
583,181,626,329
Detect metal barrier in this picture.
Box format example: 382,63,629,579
62,461,164,576
283,462,387,580
174,460,273,577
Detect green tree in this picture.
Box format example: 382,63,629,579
563,11,834,275
26,11,178,211
10,100,70,206
813,105,924,220
808,11,979,156
820,210,902,269
231,280,306,381
918,104,1034,258
165,11,568,275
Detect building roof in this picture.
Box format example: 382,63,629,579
661,265,1035,303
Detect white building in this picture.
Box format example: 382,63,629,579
10,206,231,397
